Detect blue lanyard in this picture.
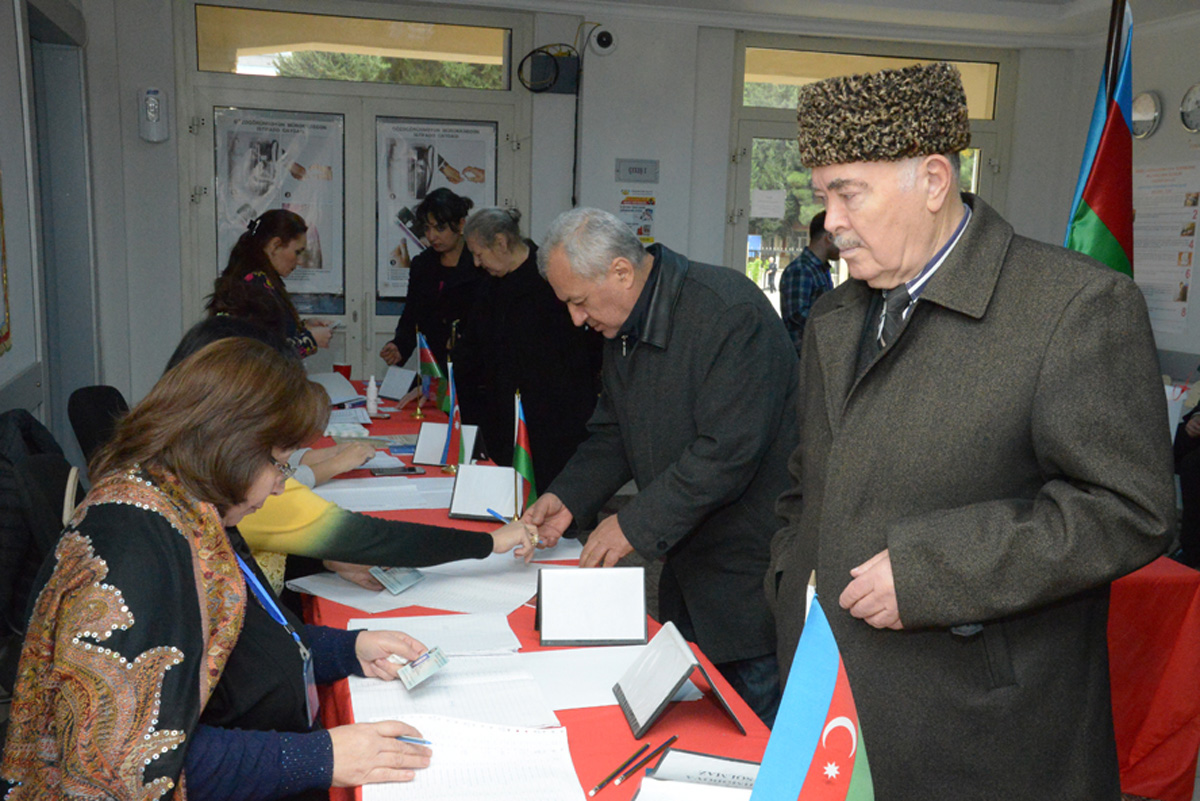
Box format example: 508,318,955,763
234,553,311,662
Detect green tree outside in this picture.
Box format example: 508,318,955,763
273,50,503,90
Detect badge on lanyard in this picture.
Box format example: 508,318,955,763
235,553,320,726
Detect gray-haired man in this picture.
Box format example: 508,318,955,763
523,208,798,725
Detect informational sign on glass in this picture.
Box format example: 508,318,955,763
376,118,497,300
1133,163,1198,337
214,107,345,310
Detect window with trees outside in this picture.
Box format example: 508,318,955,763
195,5,510,90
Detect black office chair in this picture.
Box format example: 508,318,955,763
68,385,129,463
0,451,83,754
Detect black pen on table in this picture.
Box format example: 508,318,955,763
613,735,678,786
588,743,649,796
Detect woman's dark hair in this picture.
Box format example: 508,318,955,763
167,316,294,373
416,188,474,229
92,338,328,513
206,209,307,328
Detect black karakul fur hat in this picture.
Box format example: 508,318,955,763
796,61,971,167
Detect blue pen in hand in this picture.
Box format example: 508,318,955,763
486,508,512,524
397,735,432,746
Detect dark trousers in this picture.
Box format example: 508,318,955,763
1174,422,1200,566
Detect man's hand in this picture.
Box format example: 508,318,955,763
521,492,573,548
579,514,634,568
839,549,904,630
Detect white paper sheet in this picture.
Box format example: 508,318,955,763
312,476,425,511
349,613,521,656
413,421,479,466
516,646,701,711
390,561,566,615
539,567,646,645
285,572,433,614
362,452,403,470
412,476,456,509
633,776,752,800
351,654,559,728
329,407,371,425
380,365,418,399
360,715,586,801
308,372,363,406
449,464,517,519
649,749,759,789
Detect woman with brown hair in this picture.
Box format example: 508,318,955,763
208,209,334,358
1,338,433,801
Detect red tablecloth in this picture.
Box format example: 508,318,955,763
1109,556,1200,801
311,393,770,799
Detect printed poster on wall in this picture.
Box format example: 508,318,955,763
618,189,656,245
214,107,345,311
1133,163,1198,336
0,167,10,357
376,118,497,299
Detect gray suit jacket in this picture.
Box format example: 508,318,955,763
550,244,799,664
768,196,1174,800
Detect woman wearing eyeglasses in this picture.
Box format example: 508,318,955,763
0,339,435,801
380,188,485,368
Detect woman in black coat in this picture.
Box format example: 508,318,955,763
454,207,601,495
380,189,485,368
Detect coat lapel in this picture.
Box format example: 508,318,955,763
811,280,873,430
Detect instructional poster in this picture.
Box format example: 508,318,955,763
214,107,345,308
376,118,497,299
618,190,656,245
1133,162,1198,336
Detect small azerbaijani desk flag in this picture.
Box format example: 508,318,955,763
512,392,537,514
750,593,874,801
441,361,465,467
416,331,443,398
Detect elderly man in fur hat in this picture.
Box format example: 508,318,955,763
766,62,1173,799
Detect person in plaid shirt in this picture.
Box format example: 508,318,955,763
779,211,839,355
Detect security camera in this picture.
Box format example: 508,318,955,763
591,28,617,56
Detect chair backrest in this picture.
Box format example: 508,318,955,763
67,385,130,463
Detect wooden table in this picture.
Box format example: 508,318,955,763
308,394,771,800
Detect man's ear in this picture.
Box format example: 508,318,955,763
611,257,636,289
923,154,957,213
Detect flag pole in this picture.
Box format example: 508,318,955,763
514,390,522,519
411,327,426,420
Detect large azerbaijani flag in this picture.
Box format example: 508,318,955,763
513,392,537,513
1064,0,1133,276
750,595,873,801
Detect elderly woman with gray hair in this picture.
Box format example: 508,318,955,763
453,207,601,495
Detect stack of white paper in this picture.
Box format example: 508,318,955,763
308,372,364,405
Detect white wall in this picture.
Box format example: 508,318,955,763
0,0,48,413
82,0,183,403
1129,12,1200,364
1005,46,1096,246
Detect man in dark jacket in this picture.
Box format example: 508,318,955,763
523,207,799,726
767,61,1173,799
